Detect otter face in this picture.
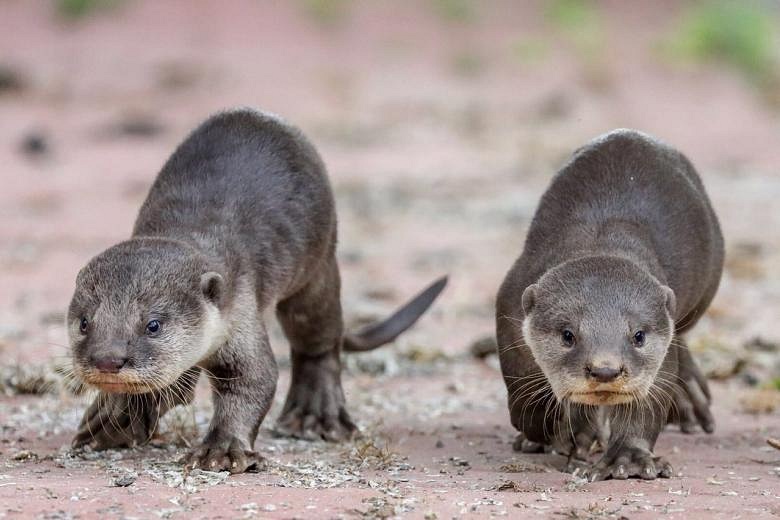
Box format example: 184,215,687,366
67,240,226,394
521,258,675,406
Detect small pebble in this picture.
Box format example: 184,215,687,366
112,474,137,487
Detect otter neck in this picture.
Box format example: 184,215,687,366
133,230,229,271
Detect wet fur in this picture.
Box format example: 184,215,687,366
496,129,723,480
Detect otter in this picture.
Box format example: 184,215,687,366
496,129,723,481
67,108,447,473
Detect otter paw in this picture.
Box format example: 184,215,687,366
580,446,673,481
276,363,357,442
512,433,546,453
182,437,262,474
72,393,158,450
561,436,595,473
276,403,357,442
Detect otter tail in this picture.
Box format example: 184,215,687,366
342,276,448,352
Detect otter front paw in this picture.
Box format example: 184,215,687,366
72,393,159,450
182,436,262,474
581,445,673,481
554,421,605,472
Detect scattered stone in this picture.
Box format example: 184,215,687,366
363,287,397,301
725,242,764,280
0,364,61,396
449,456,470,468
469,335,497,358
342,437,403,471
145,464,228,493
0,65,25,94
100,113,166,140
111,472,137,487
12,449,38,461
740,388,780,414
744,337,779,352
156,61,202,91
402,345,448,364
692,337,747,380
535,91,574,121
499,461,551,473
19,131,49,158
740,372,760,387
492,480,522,492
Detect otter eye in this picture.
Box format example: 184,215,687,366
562,329,575,346
79,318,89,334
633,330,645,347
146,320,161,335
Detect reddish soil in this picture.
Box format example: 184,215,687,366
1,1,779,518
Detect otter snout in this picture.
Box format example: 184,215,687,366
585,365,625,383
91,355,128,374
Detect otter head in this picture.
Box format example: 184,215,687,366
67,238,227,394
521,256,675,406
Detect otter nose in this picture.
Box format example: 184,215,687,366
91,356,128,373
586,365,623,383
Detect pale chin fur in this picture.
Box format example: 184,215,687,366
521,315,563,396
192,302,229,367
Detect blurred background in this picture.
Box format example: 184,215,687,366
2,2,780,517
1,0,780,400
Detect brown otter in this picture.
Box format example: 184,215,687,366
496,129,722,480
67,108,447,473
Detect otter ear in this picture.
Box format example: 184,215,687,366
200,272,224,308
661,285,676,317
521,284,537,315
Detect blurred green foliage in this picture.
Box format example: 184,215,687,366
544,0,604,61
300,0,353,27
430,0,476,23
512,39,550,65
544,0,610,90
451,50,485,78
667,0,779,82
546,0,599,29
56,0,121,18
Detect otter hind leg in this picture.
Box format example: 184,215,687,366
274,256,356,442
667,338,714,433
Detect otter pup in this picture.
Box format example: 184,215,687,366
496,129,722,480
68,108,447,473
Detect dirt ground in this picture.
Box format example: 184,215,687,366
1,1,779,518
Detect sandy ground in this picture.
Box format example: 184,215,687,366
1,1,779,518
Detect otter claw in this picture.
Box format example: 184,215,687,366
582,447,672,481
182,436,262,474
512,434,546,453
